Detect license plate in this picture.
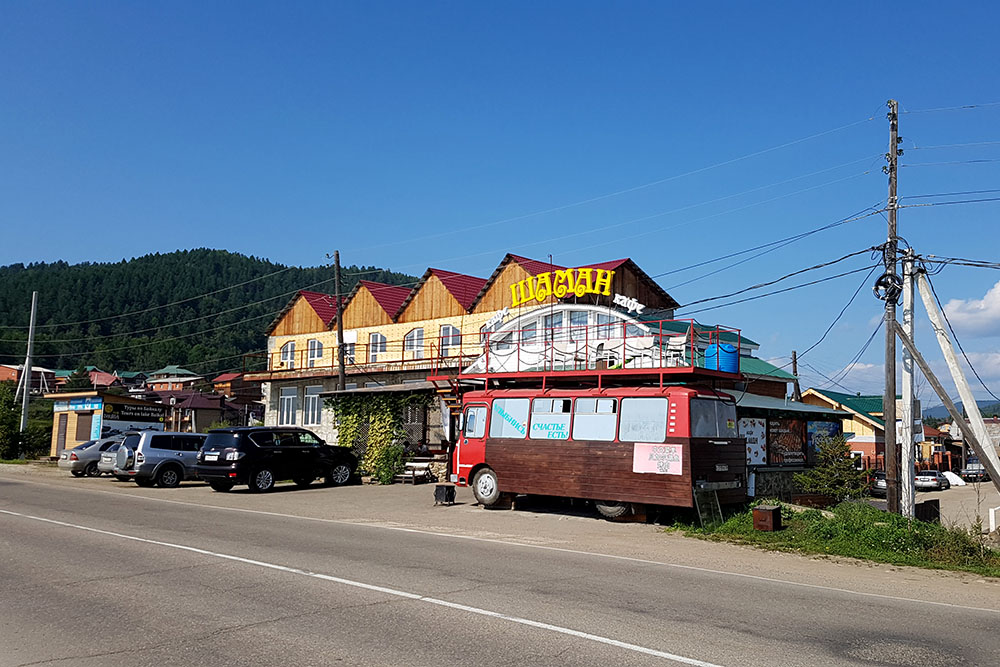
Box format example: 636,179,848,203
205,453,219,461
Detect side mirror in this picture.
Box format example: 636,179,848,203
457,413,465,432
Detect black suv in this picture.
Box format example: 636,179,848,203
195,427,357,493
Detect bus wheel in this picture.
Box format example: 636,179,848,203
472,468,501,507
595,500,631,519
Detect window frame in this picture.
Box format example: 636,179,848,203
404,327,425,359
307,339,324,368
440,324,462,356
278,387,298,426
572,397,618,442
369,332,387,363
280,341,296,369
303,385,323,426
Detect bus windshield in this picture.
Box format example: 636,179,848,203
689,398,738,438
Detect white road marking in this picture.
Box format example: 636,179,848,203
5,476,1000,616
0,508,721,667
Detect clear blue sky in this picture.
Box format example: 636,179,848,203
3,2,1000,402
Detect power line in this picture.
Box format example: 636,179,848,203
818,319,883,390
678,264,880,316
340,115,879,255
902,101,1000,114
678,247,879,309
910,140,1000,151
923,272,1000,404
901,158,1000,167
901,188,1000,200
803,362,854,393
920,254,1000,270
897,196,1000,210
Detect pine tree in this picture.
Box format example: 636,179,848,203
793,435,870,503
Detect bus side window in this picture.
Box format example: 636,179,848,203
530,398,571,440
573,398,617,441
618,398,667,442
489,399,529,439
464,406,487,439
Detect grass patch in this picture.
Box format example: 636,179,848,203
0,459,30,464
677,500,1000,577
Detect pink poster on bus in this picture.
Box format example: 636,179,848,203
632,443,683,475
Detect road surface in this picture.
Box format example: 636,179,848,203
1,471,998,666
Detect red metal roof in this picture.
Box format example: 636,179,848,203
583,258,629,272
89,371,119,387
428,269,487,311
508,254,565,276
359,281,413,318
299,290,339,327
212,372,241,383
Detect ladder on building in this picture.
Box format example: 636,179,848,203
430,376,465,418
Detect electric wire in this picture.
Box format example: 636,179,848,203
901,158,1000,167
818,319,884,390
897,196,1000,209
910,140,1000,151
900,188,1000,200
923,272,1000,404
902,102,1000,114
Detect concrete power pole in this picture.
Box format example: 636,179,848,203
883,99,902,514
900,250,916,517
334,251,347,391
20,291,38,433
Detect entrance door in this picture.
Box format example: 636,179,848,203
56,414,68,454
457,404,488,485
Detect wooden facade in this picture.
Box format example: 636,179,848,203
397,273,468,323
342,284,395,329
270,295,326,336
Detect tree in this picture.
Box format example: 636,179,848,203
793,435,870,503
0,382,22,459
63,366,93,390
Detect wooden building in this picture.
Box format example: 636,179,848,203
43,391,167,456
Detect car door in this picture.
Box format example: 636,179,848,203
457,404,489,485
177,435,205,476
271,431,302,479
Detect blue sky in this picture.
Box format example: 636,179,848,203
3,2,1000,402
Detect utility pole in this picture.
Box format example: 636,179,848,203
791,350,802,400
334,251,347,391
900,250,916,517
883,99,901,514
20,291,38,433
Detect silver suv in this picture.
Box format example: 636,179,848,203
114,431,207,488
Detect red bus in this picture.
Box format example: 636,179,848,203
453,385,746,518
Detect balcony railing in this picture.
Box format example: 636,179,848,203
253,319,741,380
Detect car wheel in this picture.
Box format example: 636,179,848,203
83,462,100,477
135,477,156,488
472,468,501,507
71,470,84,478
293,474,314,488
595,500,632,519
325,463,353,487
249,467,275,493
156,466,182,489
209,481,234,492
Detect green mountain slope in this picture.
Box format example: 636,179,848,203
0,249,414,377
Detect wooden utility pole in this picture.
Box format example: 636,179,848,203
791,350,802,400
19,291,38,434
884,99,901,514
334,251,347,390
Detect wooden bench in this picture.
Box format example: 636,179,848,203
394,461,433,484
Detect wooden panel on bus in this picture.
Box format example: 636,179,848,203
486,437,697,507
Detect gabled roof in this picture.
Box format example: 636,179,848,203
115,371,146,379
149,364,198,377
738,356,796,380
266,290,340,335
212,372,241,383
804,388,886,427
354,280,413,320
89,371,120,387
393,268,487,316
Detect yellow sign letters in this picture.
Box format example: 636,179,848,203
510,268,615,307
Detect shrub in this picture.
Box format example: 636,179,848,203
793,435,869,503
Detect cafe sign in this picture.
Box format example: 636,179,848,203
510,268,615,307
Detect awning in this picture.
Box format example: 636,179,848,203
718,390,849,417
320,381,437,397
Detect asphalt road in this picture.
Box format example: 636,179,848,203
2,472,999,667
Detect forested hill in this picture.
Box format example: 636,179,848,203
0,249,415,376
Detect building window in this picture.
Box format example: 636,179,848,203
342,343,356,365
595,312,615,339
520,321,538,344
307,339,323,368
280,341,296,369
440,325,461,356
569,310,588,342
404,328,424,359
369,333,387,362
304,385,323,425
544,312,564,342
278,387,298,425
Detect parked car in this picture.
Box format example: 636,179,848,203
195,427,357,493
870,471,887,497
114,431,208,488
960,468,990,483
914,470,951,491
97,441,124,476
57,438,121,477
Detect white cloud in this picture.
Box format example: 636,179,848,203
943,280,1000,337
